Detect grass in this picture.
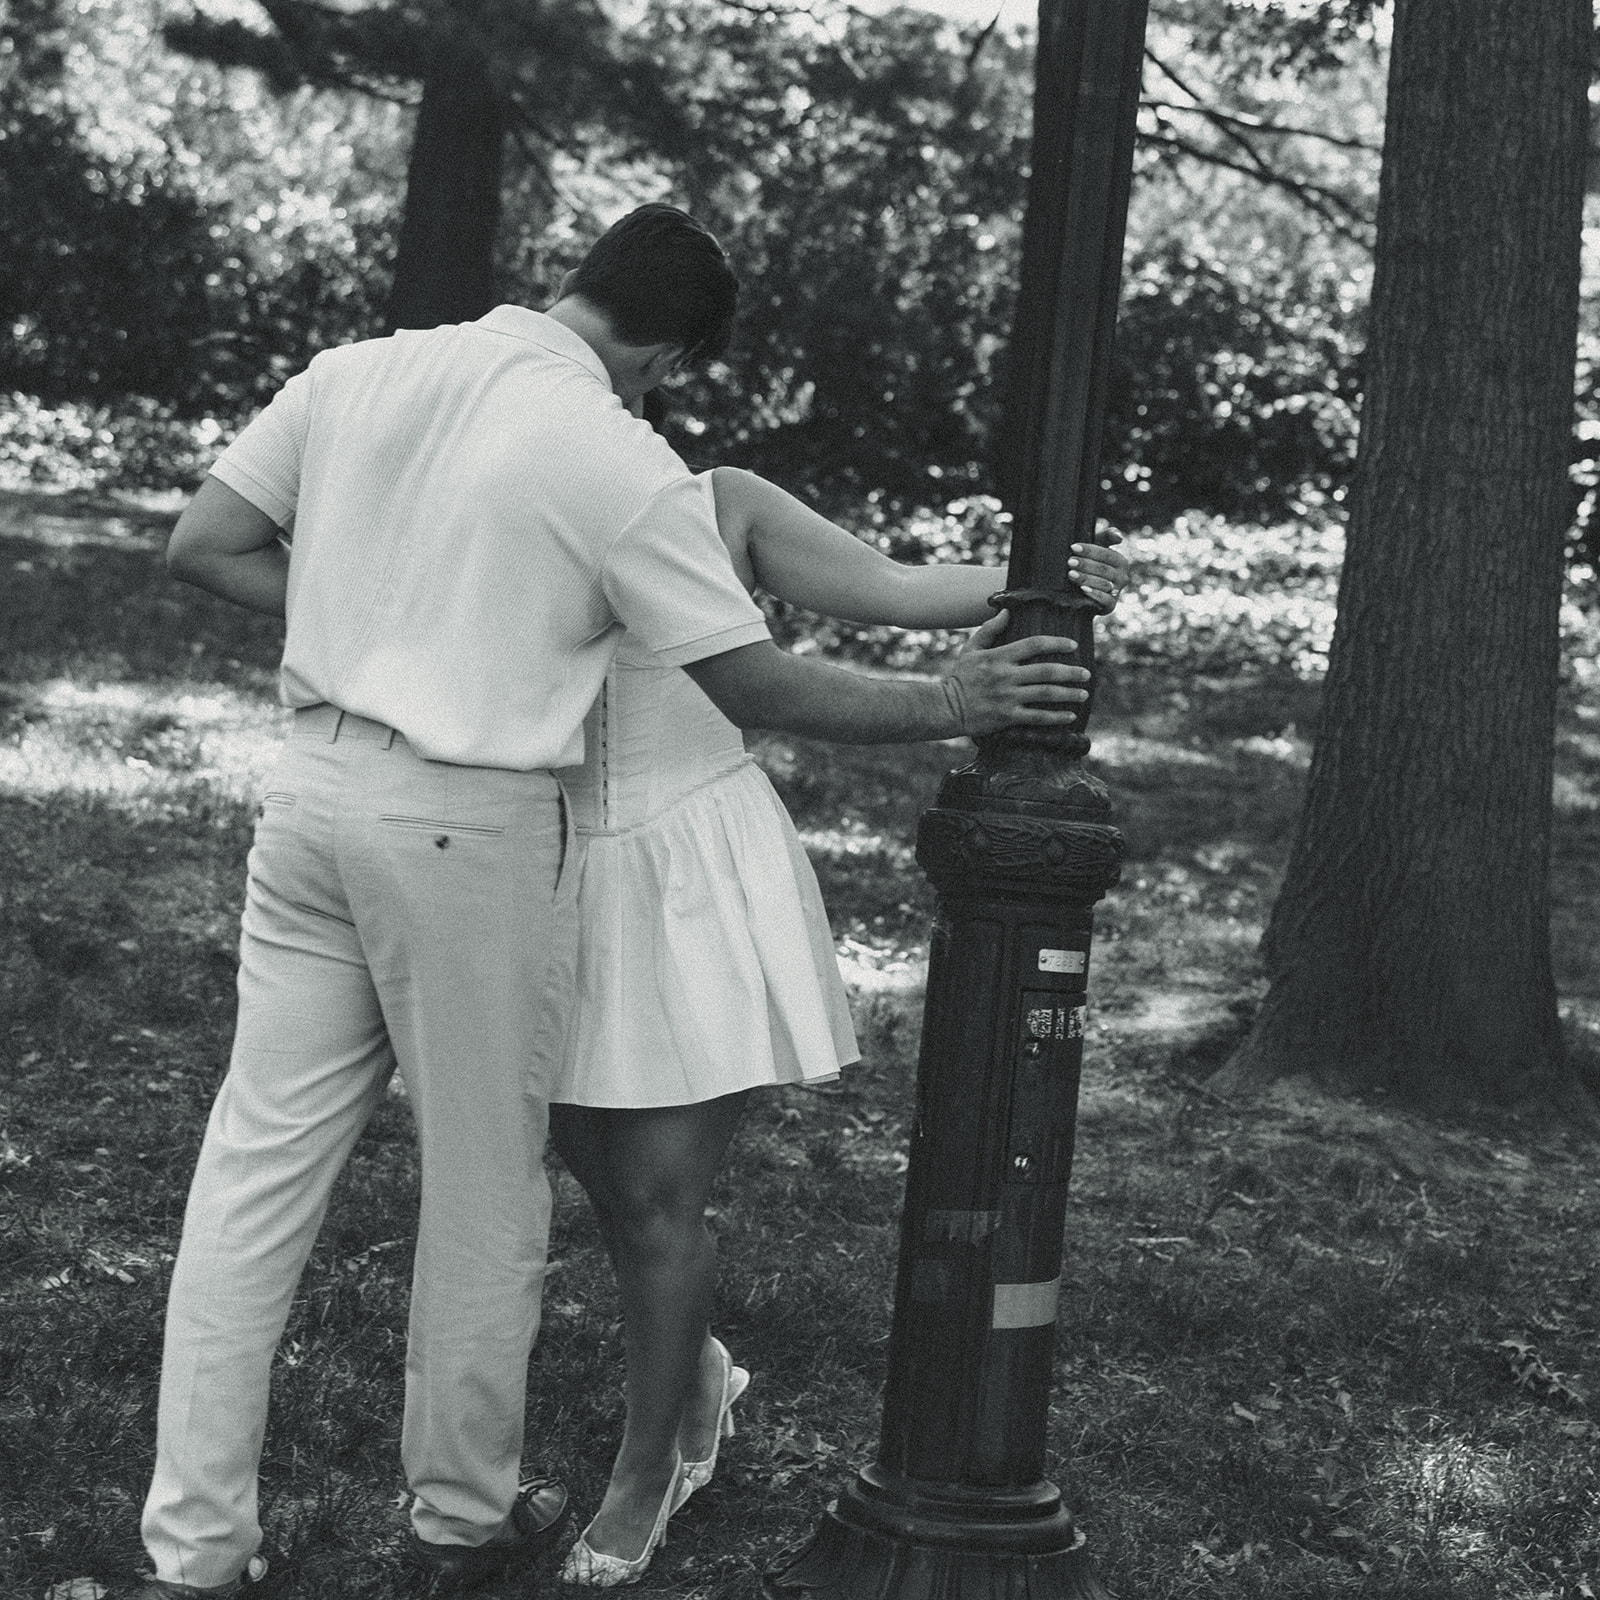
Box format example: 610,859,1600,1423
1,486,1598,1599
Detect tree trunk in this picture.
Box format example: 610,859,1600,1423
1213,0,1590,1107
385,44,506,332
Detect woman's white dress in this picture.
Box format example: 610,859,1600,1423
550,630,859,1108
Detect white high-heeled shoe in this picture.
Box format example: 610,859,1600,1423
559,1455,687,1588
679,1337,751,1498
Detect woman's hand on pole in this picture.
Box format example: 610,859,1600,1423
1066,531,1131,612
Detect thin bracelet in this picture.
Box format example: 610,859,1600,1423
942,675,969,737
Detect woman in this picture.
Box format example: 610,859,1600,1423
549,469,1129,1584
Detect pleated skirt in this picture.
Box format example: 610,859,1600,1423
549,758,859,1108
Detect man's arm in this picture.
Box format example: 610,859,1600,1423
166,475,289,617
682,613,1088,744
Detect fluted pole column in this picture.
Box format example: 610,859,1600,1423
765,3,1149,1597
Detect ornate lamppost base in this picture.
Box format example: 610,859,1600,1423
765,1509,1112,1600
766,1469,1113,1600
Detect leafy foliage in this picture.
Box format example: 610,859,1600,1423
163,0,700,173
1,0,1592,570
1107,246,1362,522
0,0,210,405
1164,0,1388,85
0,396,224,491
640,3,1033,512
0,0,393,416
625,0,1380,528
0,0,1391,522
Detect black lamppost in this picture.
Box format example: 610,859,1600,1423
763,1,1149,1597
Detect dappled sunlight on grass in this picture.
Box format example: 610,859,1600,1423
1054,1071,1600,1598
1555,713,1600,816
1399,1436,1514,1536
1362,1426,1600,1592
1553,771,1599,813
1093,729,1234,770
1231,732,1313,767
0,676,288,808
3,499,1599,1597
0,487,173,551
794,820,914,865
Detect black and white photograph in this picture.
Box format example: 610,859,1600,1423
1,0,1597,1596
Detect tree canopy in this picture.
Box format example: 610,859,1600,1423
2,0,1594,568
0,0,1411,528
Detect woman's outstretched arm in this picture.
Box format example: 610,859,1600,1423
709,466,1126,627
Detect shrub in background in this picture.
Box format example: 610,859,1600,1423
0,0,392,477
0,396,230,493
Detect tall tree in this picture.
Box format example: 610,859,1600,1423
385,44,505,329
1214,0,1592,1106
163,0,691,329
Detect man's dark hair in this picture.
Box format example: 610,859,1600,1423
566,204,738,366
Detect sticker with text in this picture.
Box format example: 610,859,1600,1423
1025,1003,1088,1042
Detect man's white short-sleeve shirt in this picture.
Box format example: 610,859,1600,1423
210,306,770,769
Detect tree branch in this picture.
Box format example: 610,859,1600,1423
1143,46,1220,117
964,12,1000,73
1140,97,1380,154
323,68,418,104
711,0,825,17
507,122,562,204
1140,124,1375,249
1140,48,1375,246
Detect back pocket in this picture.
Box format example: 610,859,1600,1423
378,813,507,837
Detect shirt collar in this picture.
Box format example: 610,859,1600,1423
476,305,611,387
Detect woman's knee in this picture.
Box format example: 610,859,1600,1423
607,1177,709,1249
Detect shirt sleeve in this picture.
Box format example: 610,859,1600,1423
208,365,315,530
602,474,771,666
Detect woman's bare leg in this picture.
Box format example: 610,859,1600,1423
550,1092,749,1558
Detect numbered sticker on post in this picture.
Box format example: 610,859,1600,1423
1023,999,1089,1043
1038,948,1087,974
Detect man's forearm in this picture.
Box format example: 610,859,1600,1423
685,643,961,744
752,664,962,744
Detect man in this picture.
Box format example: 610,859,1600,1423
135,204,1088,1597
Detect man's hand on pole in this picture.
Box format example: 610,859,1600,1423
942,610,1090,736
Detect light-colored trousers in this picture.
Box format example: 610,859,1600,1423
142,705,575,1589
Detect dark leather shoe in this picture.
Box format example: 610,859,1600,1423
123,1553,273,1596
409,1474,570,1592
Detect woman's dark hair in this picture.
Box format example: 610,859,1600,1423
566,204,738,366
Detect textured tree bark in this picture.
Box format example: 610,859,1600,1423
1213,0,1591,1106
385,45,505,332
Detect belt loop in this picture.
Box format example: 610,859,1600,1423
382,725,397,750
327,709,344,744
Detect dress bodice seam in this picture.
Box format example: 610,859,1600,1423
598,672,611,830
568,652,746,835
573,752,755,839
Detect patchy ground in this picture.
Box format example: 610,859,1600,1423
2,494,1597,1599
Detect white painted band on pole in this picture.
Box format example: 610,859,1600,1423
991,1275,1062,1329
